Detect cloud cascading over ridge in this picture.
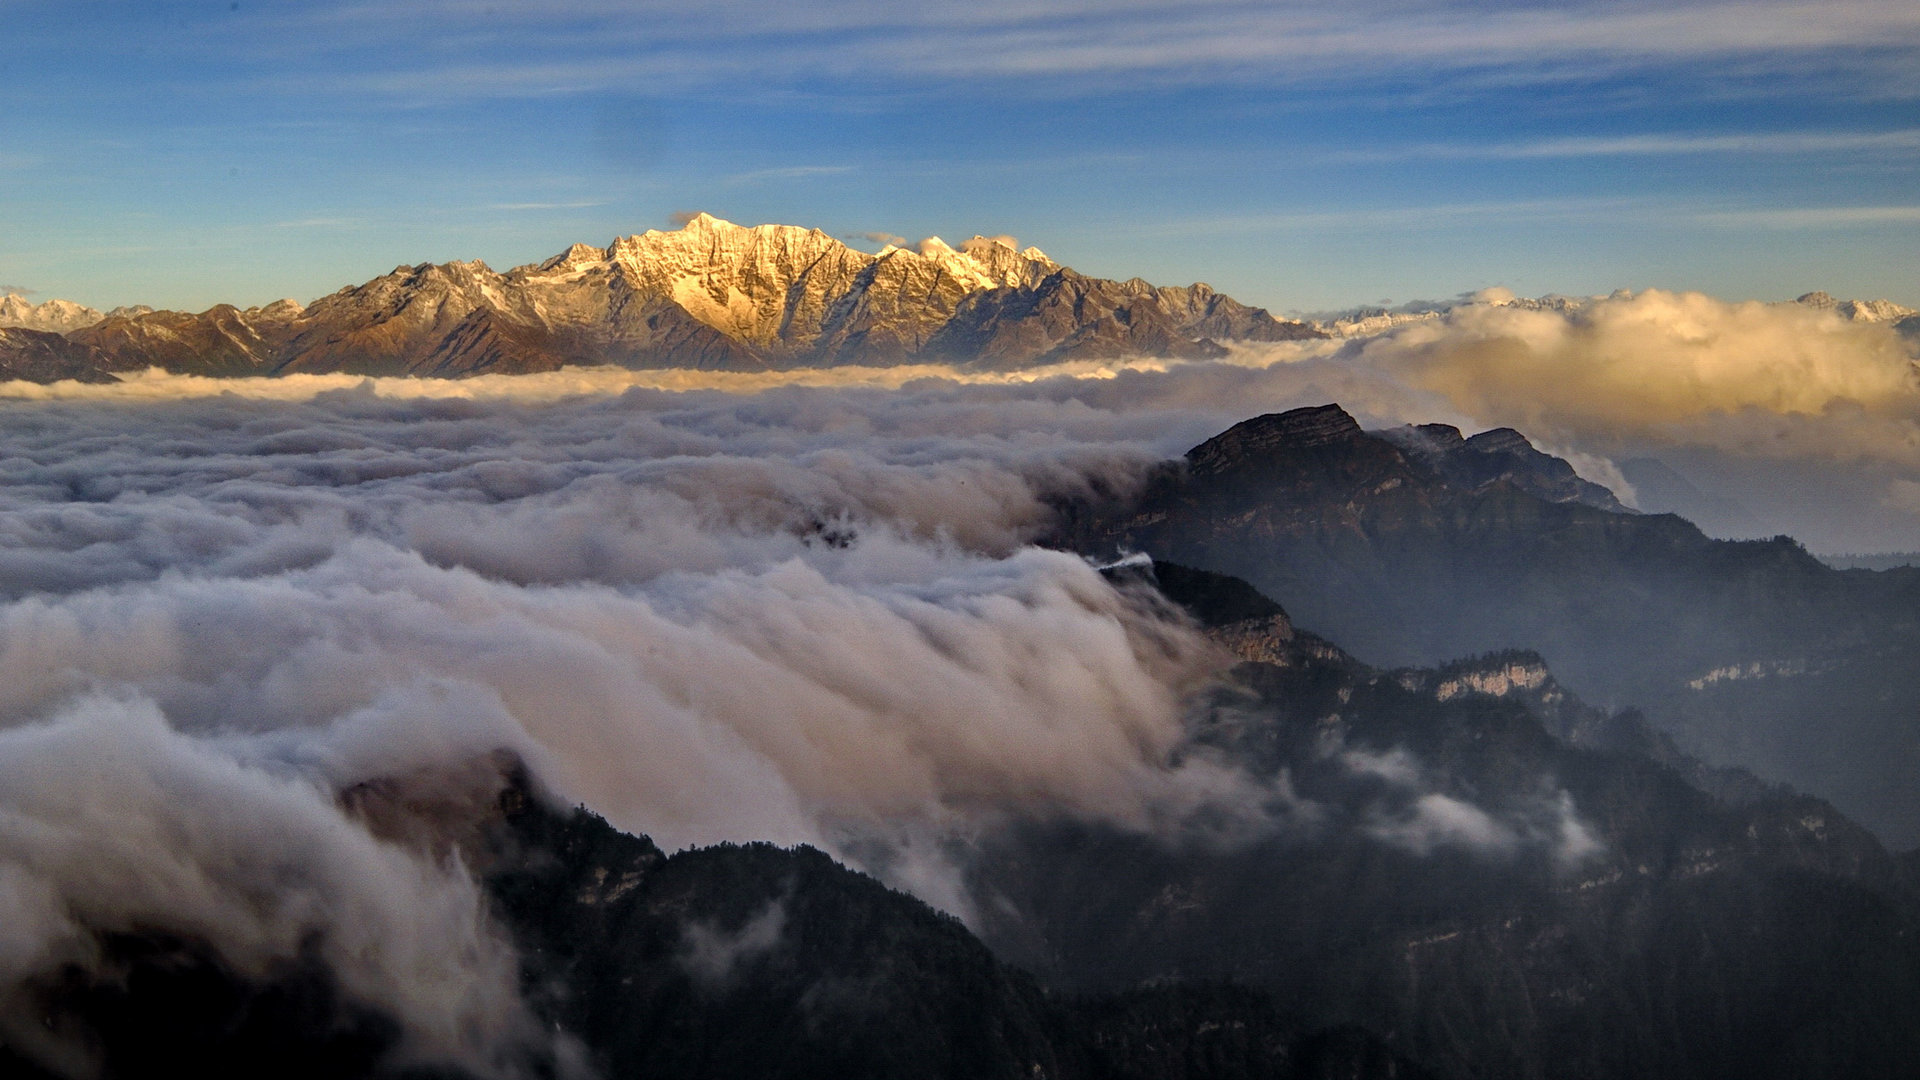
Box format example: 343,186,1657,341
0,283,1914,1067
0,695,544,1078
0,375,1282,1070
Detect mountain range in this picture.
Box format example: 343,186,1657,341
0,215,1319,381
0,295,153,334
4,219,1912,382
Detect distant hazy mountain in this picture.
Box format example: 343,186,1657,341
9,235,1914,379
0,294,151,333
1794,290,1917,324
1306,287,1920,340
1616,456,1767,538
1053,403,1920,847
5,215,1320,382
1821,552,1920,571
1796,289,1920,345
0,295,104,333
1306,292,1597,338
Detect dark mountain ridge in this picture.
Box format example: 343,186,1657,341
1051,403,1920,847
971,559,1920,1080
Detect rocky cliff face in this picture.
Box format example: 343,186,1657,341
42,215,1322,381
1379,422,1629,512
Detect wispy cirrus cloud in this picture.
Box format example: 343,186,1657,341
487,200,611,211
1155,196,1651,234
224,0,1920,101
1694,205,1920,228
1162,196,1920,236
724,165,855,185
274,217,364,229
1333,128,1920,163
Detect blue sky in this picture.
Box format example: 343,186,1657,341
2,0,1917,313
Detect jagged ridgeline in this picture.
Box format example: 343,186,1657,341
0,215,1319,381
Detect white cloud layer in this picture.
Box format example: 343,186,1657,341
0,375,1255,1069
1303,289,1920,548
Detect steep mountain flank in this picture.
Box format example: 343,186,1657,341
1378,422,1629,513
74,303,293,376
925,270,1244,369
0,328,120,384
482,780,1433,1080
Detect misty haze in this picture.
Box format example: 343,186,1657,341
5,2,1920,1078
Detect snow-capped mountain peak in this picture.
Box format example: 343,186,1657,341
11,215,1322,381
0,295,105,334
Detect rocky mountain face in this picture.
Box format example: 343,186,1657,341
1796,290,1920,345
9,216,1320,382
14,273,1916,379
1795,290,1917,324
1377,423,1629,513
1789,290,1920,343
1051,404,1920,847
0,328,120,384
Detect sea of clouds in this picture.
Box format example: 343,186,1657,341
0,287,1912,1074
0,372,1254,1075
